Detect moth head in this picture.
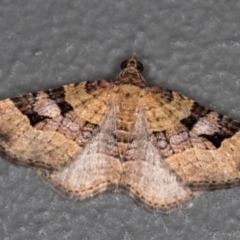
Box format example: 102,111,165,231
120,53,144,73
114,53,146,86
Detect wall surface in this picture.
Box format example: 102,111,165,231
0,1,240,239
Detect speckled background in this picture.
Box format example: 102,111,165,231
1,1,240,239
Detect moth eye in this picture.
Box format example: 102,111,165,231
120,60,128,70
137,61,143,73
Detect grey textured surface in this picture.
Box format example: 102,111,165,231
1,1,240,239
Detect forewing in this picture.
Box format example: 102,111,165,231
145,86,240,190
0,80,111,170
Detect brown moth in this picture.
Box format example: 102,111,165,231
1,53,240,212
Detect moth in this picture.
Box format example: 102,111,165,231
0,53,240,212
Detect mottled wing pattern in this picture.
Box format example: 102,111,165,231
1,53,240,213
146,86,240,191
0,80,111,170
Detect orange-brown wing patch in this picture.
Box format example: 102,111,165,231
0,80,111,170
146,87,240,191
